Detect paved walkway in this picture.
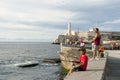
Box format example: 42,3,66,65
64,58,107,80
64,50,120,80
105,50,120,80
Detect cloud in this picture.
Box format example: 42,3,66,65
98,19,120,31
103,19,120,24
0,21,67,42
0,0,120,41
0,26,66,42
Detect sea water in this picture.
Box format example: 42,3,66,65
0,42,62,80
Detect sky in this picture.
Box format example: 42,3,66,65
0,0,120,42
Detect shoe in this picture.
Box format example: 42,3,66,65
95,57,99,60
90,58,94,61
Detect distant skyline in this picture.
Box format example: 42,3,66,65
0,0,120,42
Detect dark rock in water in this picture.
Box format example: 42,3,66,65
42,58,61,63
15,61,39,68
52,42,60,45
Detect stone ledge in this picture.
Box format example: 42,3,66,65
64,58,107,80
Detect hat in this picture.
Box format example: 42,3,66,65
79,47,86,53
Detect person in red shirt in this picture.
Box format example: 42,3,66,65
67,48,88,76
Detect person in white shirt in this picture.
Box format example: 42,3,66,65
79,38,85,48
92,42,94,52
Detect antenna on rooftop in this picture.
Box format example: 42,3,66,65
77,27,79,33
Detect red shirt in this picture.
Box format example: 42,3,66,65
79,54,88,71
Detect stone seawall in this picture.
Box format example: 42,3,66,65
64,52,108,80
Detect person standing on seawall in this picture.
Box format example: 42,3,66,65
91,28,101,60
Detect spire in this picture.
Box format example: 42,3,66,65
68,22,71,36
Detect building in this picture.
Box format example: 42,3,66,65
53,23,120,44
67,22,71,36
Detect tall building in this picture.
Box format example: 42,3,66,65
68,22,71,36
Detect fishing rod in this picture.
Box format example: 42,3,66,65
60,59,80,63
18,55,79,64
18,56,60,63
59,52,79,59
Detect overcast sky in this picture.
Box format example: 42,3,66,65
0,0,120,42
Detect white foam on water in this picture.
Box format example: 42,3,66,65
40,63,58,66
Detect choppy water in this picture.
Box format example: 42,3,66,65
0,42,61,80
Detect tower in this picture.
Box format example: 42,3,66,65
68,22,71,36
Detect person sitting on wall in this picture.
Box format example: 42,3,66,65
79,38,85,48
67,48,88,76
74,40,78,47
110,43,114,50
99,44,105,58
69,37,73,46
66,38,70,46
115,43,119,50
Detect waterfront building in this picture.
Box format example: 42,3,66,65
53,23,120,44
